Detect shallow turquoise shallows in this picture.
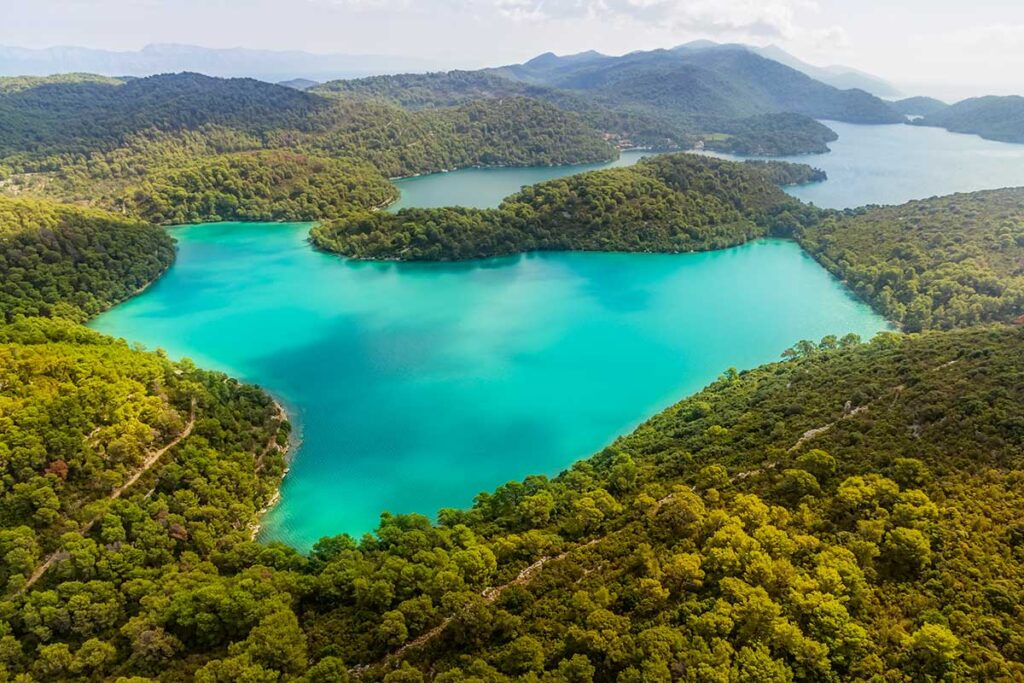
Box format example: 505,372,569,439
91,222,887,551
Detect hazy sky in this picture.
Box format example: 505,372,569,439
5,0,1024,97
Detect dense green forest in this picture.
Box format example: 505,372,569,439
122,151,398,224
0,196,174,322
311,154,822,260
0,74,616,212
698,114,839,156
2,319,1023,680
313,63,856,154
0,317,292,680
800,189,1024,331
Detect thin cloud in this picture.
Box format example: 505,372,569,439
490,0,818,39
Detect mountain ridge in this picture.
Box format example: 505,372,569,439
672,40,902,97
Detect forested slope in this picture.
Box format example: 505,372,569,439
916,95,1024,143
123,151,398,224
311,154,822,260
0,74,617,212
313,61,863,156
0,318,291,680
0,196,174,322
2,322,1022,680
799,189,1024,331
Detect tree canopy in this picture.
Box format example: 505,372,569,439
311,153,823,261
800,189,1024,330
0,196,174,322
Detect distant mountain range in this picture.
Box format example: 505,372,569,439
0,41,900,98
484,46,903,125
313,44,903,156
0,43,443,81
672,41,902,98
8,41,1021,149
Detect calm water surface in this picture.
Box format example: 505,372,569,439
390,149,653,210
713,121,1024,209
92,224,886,550
393,123,1024,211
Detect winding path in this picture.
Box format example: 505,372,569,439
17,399,197,594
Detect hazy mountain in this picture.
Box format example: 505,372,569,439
673,40,902,98
0,43,442,81
891,96,949,117
915,95,1024,143
488,47,903,125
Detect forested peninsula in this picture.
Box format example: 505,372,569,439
311,155,822,260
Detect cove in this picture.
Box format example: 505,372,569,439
90,223,887,551
390,149,654,210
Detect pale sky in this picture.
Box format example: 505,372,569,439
4,0,1024,98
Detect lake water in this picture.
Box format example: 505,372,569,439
389,149,653,210
393,123,1024,211
713,121,1024,209
91,225,886,551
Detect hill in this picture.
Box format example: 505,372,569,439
488,47,903,125
0,196,174,322
673,41,902,98
0,72,327,160
799,188,1024,331
699,113,838,155
314,47,903,156
915,95,1024,143
121,151,398,224
0,73,617,207
891,96,949,118
312,70,703,153
311,154,822,260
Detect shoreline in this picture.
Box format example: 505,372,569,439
249,396,296,540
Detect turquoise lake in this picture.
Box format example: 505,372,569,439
90,121,1024,551
92,226,886,551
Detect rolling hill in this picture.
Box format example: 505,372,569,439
915,95,1024,143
